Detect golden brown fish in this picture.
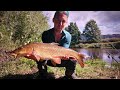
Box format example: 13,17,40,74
7,42,85,68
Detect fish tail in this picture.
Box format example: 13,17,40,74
77,53,85,68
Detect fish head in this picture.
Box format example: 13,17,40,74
10,52,18,58
7,46,28,58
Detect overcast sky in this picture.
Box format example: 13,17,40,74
43,11,120,35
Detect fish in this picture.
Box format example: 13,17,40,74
6,42,85,68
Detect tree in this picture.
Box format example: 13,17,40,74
82,19,101,43
65,22,81,46
0,11,49,49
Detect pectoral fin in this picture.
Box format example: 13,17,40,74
33,54,40,61
51,61,56,66
51,58,61,66
31,48,40,61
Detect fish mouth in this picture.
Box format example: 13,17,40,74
11,53,17,58
6,51,17,59
5,51,18,61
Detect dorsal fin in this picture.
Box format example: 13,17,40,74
50,42,59,46
51,57,61,66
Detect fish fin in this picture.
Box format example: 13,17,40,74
32,48,40,61
51,61,57,66
50,42,59,46
34,54,41,61
52,58,61,65
78,53,85,68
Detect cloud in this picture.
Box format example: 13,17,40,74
42,11,120,35
42,11,55,28
95,11,120,35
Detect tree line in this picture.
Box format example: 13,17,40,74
65,19,101,46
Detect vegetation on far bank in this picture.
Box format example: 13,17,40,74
71,39,120,49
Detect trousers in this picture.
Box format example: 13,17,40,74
36,59,77,77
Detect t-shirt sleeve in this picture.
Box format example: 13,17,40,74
42,31,48,43
62,33,72,48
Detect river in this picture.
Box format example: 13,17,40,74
72,48,120,64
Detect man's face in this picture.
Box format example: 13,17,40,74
53,13,68,32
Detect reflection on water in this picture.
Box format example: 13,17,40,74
72,48,120,64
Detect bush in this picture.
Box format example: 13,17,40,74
0,11,49,50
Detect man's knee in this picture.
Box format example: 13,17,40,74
36,61,47,71
66,60,76,68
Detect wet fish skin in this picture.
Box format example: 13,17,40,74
7,42,85,68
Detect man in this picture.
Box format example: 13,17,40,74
37,11,79,79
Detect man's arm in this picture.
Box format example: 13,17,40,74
42,31,48,43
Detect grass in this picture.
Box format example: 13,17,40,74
0,58,120,79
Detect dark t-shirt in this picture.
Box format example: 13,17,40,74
42,28,72,48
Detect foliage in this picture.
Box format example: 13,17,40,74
0,11,49,49
82,19,101,43
65,22,81,46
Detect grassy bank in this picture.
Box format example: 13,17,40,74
0,58,120,79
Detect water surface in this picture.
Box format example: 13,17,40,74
72,48,120,64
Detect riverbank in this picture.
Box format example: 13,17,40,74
71,41,120,49
0,58,120,79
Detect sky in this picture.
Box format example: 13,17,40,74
42,11,120,35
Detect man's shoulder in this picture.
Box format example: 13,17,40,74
63,30,71,37
43,28,53,34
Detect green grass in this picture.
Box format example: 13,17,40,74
0,58,120,79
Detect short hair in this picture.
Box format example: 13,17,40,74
53,11,69,18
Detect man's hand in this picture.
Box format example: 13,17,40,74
61,55,70,60
61,56,76,60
